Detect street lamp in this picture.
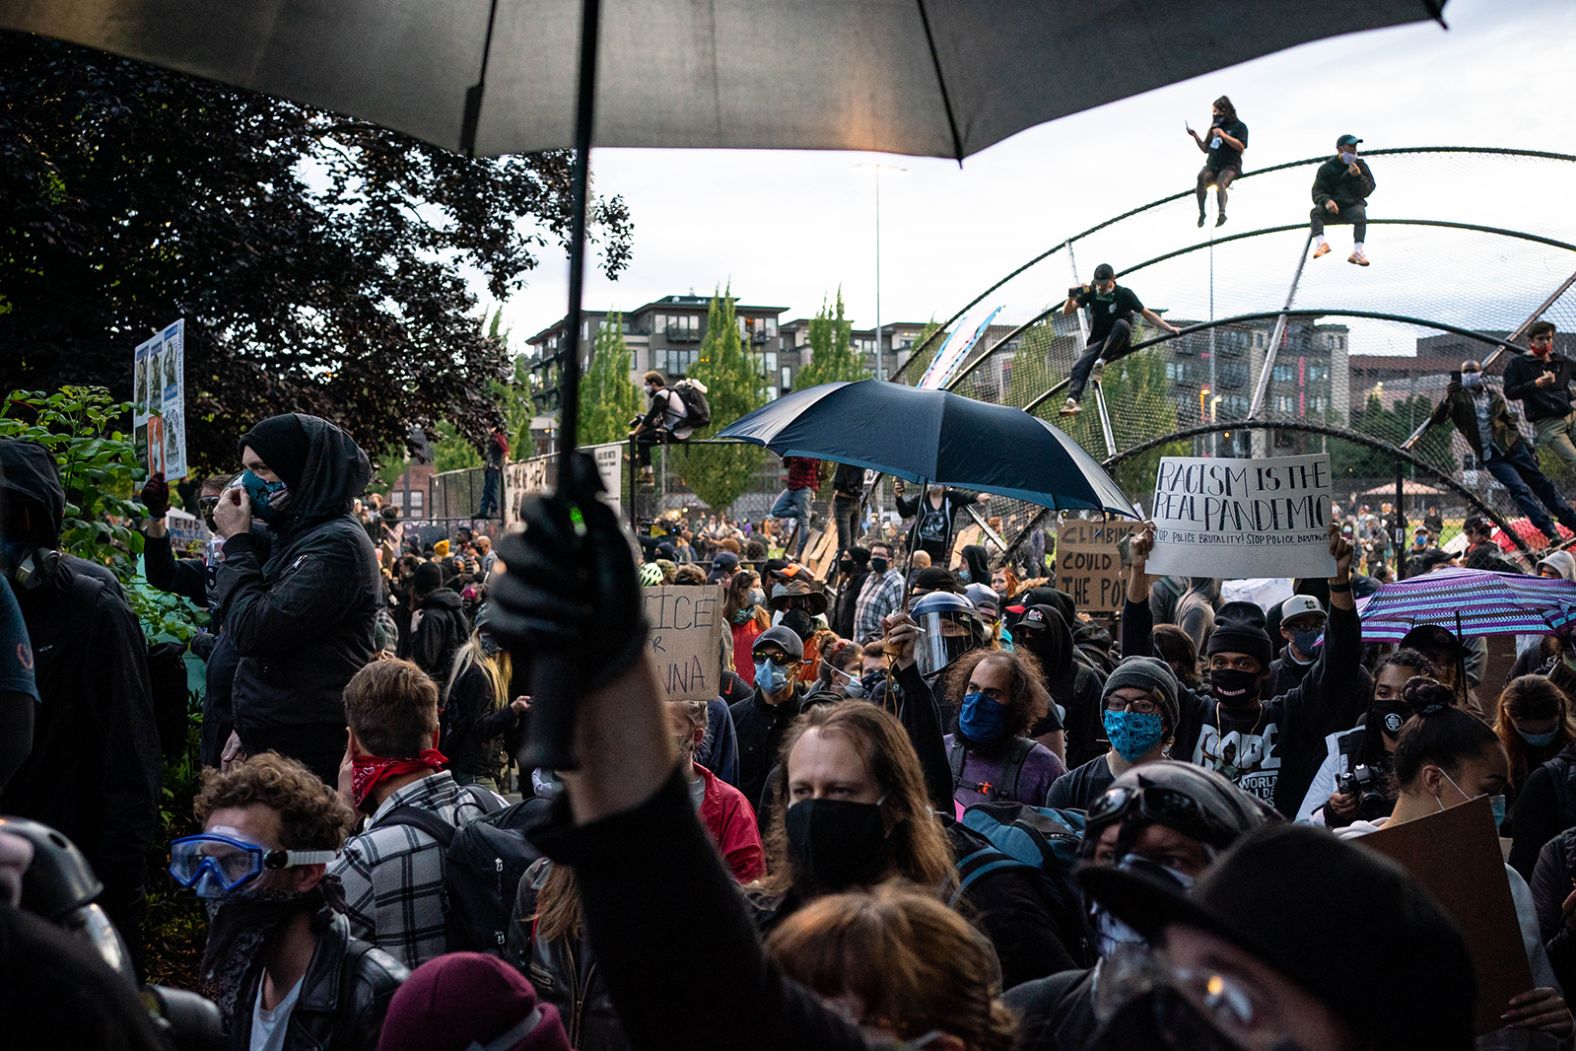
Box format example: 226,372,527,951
854,162,908,380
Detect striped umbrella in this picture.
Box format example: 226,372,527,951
1357,567,1576,642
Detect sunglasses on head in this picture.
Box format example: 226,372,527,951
1088,784,1234,848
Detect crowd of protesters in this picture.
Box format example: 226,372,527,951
3,398,1576,1051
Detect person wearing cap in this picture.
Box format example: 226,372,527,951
1402,622,1491,719
1011,760,1275,1049
1265,594,1327,698
1309,133,1377,266
1013,603,1095,767
212,413,382,786
908,564,961,600
1046,658,1181,811
377,952,569,1051
1058,263,1180,417
769,579,829,685
854,541,905,645
830,546,871,641
1079,822,1475,1050
396,560,469,686
729,624,810,814
707,547,740,585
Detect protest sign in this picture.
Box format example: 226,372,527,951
1147,453,1334,579
502,456,553,530
1359,795,1532,1034
1056,519,1139,613
590,442,624,520
132,319,188,481
642,585,726,701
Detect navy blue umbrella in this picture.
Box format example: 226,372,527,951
716,380,1138,517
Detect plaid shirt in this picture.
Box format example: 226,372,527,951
854,568,905,644
784,457,821,492
328,771,501,969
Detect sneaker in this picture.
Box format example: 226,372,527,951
1215,213,1228,227
1348,250,1370,266
1197,214,1206,228
1059,398,1082,417
1311,243,1331,259
1092,358,1106,373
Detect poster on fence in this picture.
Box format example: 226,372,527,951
591,442,623,520
1056,519,1140,614
132,318,188,481
1147,453,1334,580
642,584,726,701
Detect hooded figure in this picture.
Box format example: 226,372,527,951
214,414,381,784
0,439,161,955
959,544,992,587
399,560,470,684
1016,604,1106,768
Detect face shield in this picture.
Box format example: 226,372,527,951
914,608,983,679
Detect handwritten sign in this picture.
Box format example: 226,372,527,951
1147,454,1334,580
1056,519,1139,613
642,584,726,701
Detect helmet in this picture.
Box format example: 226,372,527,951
638,563,665,588
963,583,1001,621
1082,760,1278,858
909,591,986,679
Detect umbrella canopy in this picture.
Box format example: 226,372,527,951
1356,566,1576,641
0,0,1441,159
716,380,1137,518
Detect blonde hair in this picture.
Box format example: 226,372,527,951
444,632,513,712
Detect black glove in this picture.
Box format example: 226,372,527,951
139,474,170,519
188,629,218,661
488,452,646,697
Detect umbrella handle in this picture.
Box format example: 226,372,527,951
901,478,926,616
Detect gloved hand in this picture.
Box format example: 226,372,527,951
488,452,646,698
139,474,170,519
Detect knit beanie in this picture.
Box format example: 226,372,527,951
1103,656,1180,734
1206,600,1273,668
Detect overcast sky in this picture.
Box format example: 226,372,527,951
494,0,1576,355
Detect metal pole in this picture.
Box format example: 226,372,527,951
1393,460,1406,580
875,167,884,381
1208,237,1218,456
552,0,601,459
1247,231,1315,421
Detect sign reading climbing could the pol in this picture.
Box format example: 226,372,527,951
1147,453,1336,580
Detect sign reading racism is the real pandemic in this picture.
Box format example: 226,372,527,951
1146,454,1335,580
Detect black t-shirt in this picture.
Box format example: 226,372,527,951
1077,284,1144,344
1045,754,1116,810
1206,119,1248,171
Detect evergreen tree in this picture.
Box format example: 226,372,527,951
680,287,767,510
577,311,641,445
796,289,867,389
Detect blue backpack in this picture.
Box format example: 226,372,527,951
953,802,1088,913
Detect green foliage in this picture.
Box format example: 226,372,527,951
796,289,867,390
680,288,768,511
498,355,538,457
1331,393,1452,482
432,420,483,472
1100,352,1188,499
577,312,642,445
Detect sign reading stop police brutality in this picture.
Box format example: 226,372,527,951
1147,453,1335,580
642,584,726,701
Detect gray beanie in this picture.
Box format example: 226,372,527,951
1102,657,1180,733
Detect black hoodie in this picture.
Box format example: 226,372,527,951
400,586,469,683
1019,603,1105,768
215,416,380,742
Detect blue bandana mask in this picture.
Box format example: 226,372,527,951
1103,709,1166,762
958,691,1007,744
755,659,789,695
240,469,289,523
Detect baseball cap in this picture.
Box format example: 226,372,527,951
1092,263,1116,281
753,624,805,661
1279,595,1326,623
1336,133,1363,147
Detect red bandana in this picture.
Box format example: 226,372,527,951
350,749,448,809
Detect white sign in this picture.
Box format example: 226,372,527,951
133,318,188,481
1147,454,1335,580
590,442,623,520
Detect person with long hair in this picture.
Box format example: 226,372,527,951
1496,674,1576,806
725,569,771,687
1504,676,1576,878
1336,678,1573,1041
1188,95,1247,228
1148,624,1200,691
942,647,1066,807
441,630,526,791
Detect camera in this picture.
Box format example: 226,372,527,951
1336,764,1392,821
1068,286,1085,301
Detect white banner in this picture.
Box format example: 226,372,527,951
916,304,1003,390
132,318,188,481
1147,454,1335,580
591,442,623,520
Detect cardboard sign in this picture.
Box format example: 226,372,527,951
132,319,188,481
1147,454,1335,580
642,584,726,701
1056,519,1139,613
1358,795,1533,1034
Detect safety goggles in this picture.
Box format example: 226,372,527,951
168,833,338,895
1088,785,1233,849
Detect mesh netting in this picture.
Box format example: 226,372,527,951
885,148,1576,565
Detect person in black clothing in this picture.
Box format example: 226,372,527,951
829,461,865,553
1309,133,1377,266
398,561,469,686
729,625,809,817
212,413,381,785
1046,657,1180,811
440,632,526,791
1015,604,1098,767
0,576,37,791
1264,593,1327,698
476,424,507,519
0,438,161,969
1187,95,1247,227
1059,263,1180,416
629,369,692,485
830,546,870,641
893,479,986,565
1505,320,1576,469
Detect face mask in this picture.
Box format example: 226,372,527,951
200,884,328,1030
1461,372,1484,390
747,588,766,607
1087,983,1293,1051
838,560,855,576
1339,151,1356,164
1517,726,1560,748
1103,709,1166,762
829,665,865,698
958,690,1008,744
859,670,883,696
870,557,890,574
1372,702,1409,738
781,608,816,640
786,797,891,893
755,659,789,695
240,469,289,523
1439,768,1508,827
1289,628,1322,659
1209,668,1261,707
1090,854,1194,958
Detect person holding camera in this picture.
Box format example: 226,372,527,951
1309,133,1376,266
629,369,692,487
1059,264,1180,417
1505,321,1576,468
1187,95,1247,228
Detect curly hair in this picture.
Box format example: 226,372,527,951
944,648,1050,739
193,752,355,851
766,883,1017,1051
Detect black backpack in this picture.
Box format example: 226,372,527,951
948,736,1035,802
382,790,548,956
671,379,711,428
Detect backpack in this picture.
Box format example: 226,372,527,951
381,788,549,956
948,736,1035,802
949,802,1091,961
671,379,711,428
